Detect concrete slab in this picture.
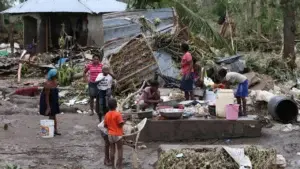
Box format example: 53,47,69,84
139,115,262,142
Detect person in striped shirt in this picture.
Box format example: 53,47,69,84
84,54,103,116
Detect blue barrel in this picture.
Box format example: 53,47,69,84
267,96,298,124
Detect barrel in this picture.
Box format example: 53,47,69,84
267,96,298,124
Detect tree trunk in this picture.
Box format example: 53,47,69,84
281,0,296,69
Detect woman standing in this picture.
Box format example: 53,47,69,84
84,54,103,116
40,69,61,136
180,43,194,100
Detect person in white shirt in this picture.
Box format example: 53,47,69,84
219,69,248,116
95,65,116,121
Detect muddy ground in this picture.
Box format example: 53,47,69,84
0,113,300,169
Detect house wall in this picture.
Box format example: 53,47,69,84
23,16,37,48
87,14,104,47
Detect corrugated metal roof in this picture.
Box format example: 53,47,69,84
102,8,176,57
1,0,127,14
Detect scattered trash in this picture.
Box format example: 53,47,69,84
276,154,287,168
271,123,300,132
138,145,147,149
176,153,183,158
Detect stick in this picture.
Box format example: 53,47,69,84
119,81,146,112
17,50,27,83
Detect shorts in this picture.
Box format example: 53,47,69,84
88,82,98,97
180,73,194,92
235,80,248,97
108,135,123,143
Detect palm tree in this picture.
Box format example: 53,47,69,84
128,0,234,54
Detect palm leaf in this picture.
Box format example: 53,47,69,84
172,0,234,54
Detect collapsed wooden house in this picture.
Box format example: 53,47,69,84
109,34,158,94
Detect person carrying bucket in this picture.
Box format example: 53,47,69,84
218,69,248,117
39,69,61,136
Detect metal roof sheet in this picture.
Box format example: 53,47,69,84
1,0,127,14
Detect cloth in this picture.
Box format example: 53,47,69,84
95,73,113,90
88,82,99,97
108,135,123,143
235,80,249,97
181,73,194,92
85,63,103,82
39,88,60,116
225,72,247,84
181,52,194,75
15,86,39,96
104,110,124,136
47,69,57,80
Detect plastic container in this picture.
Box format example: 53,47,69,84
268,96,298,124
40,119,54,138
205,90,216,103
225,104,239,120
216,89,234,118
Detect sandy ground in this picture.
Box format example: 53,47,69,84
1,113,300,169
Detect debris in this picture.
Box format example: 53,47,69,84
271,123,300,132
175,153,183,158
138,145,147,150
157,146,276,169
110,34,158,94
276,154,287,168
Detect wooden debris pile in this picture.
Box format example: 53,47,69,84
110,34,158,94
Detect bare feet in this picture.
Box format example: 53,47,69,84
104,160,112,166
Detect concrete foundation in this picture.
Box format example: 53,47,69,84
139,115,262,142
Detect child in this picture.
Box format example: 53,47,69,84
95,65,116,122
98,120,112,166
218,69,248,116
104,98,124,169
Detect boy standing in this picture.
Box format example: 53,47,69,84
218,69,248,116
95,65,116,121
104,99,124,169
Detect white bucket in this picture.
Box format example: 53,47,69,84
40,119,54,138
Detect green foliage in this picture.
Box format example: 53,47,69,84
58,65,80,86
5,163,21,169
173,1,234,54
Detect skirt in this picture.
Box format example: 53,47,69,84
180,73,194,92
235,80,249,97
88,82,99,97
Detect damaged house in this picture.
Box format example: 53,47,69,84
1,0,127,53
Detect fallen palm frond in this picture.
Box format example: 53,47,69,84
172,1,234,55
157,146,276,169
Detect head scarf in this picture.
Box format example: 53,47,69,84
47,69,58,80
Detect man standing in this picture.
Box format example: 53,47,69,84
180,43,194,100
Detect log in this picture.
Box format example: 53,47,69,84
119,81,146,112
17,50,27,83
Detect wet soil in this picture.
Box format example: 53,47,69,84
0,113,300,169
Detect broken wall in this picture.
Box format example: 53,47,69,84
87,14,104,47
23,16,37,48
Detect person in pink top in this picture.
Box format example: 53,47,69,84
180,43,194,100
83,54,103,116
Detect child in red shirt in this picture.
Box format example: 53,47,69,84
104,98,124,169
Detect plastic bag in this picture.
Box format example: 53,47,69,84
98,120,107,135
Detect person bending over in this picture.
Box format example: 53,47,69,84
218,69,248,116
138,80,161,111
